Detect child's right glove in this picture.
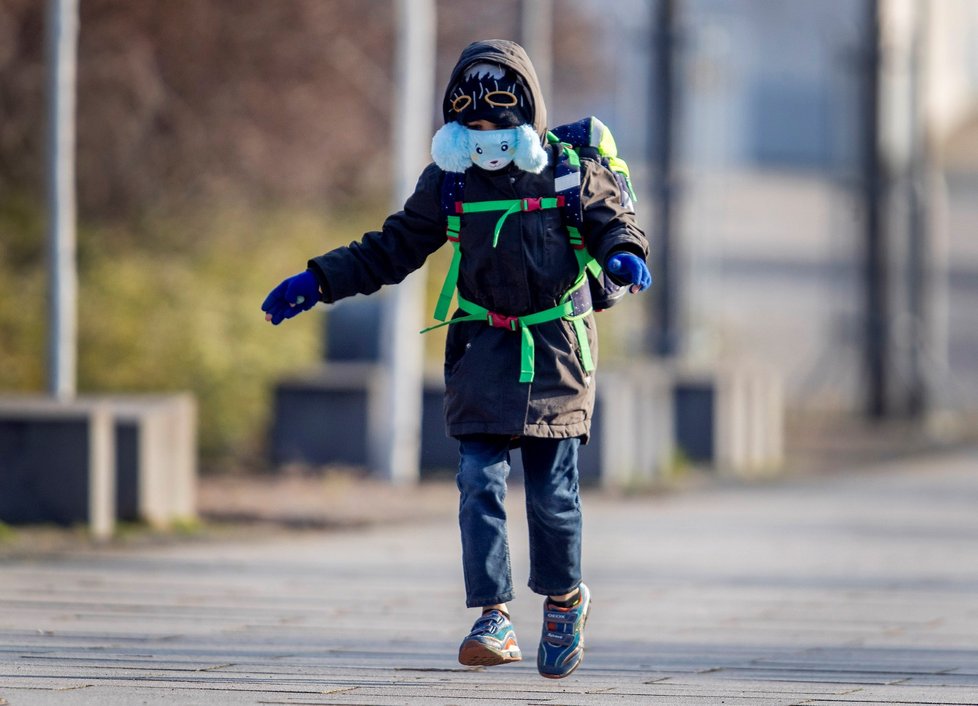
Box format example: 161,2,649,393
606,252,652,293
262,270,320,325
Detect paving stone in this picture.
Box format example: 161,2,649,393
1,448,977,704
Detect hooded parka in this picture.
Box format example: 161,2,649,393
308,40,648,442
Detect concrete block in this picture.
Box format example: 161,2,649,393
673,366,784,476
0,394,197,533
717,367,784,476
322,296,382,363
271,363,383,467
419,376,458,474
0,398,115,538
674,378,716,462
99,394,197,525
272,365,460,474
580,364,675,489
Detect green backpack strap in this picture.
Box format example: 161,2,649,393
424,153,598,382
429,198,564,324
433,214,462,322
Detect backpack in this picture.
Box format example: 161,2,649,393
423,116,638,383
549,116,638,311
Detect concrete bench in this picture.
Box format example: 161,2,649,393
0,394,197,538
580,363,675,489
270,363,382,468
673,365,784,477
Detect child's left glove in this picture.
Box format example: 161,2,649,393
262,270,320,325
606,252,652,293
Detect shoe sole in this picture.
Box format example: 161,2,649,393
458,640,522,667
538,597,591,679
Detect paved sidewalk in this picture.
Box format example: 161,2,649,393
1,448,977,705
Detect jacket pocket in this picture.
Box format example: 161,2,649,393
444,322,473,381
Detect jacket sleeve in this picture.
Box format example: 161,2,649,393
307,164,447,303
579,159,649,278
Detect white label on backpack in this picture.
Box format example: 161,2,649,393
554,172,581,193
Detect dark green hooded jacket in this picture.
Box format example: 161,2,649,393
309,39,648,441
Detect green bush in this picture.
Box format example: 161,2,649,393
0,201,388,470
0,196,47,391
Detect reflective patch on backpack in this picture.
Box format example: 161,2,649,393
555,171,581,193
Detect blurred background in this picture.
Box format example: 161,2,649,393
2,0,977,484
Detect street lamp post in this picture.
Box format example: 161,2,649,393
370,0,436,483
45,0,80,401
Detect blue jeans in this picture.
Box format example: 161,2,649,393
456,434,583,608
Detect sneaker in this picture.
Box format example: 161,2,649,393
537,583,591,679
458,609,523,666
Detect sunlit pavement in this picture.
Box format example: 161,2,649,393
1,447,977,705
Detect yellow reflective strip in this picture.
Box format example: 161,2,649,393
597,120,619,158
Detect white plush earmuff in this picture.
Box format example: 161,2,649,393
512,124,548,174
431,122,471,173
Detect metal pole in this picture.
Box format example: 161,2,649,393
861,0,888,419
651,0,679,357
520,0,553,103
371,0,436,483
45,0,79,400
905,0,930,417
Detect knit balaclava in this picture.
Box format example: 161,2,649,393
431,61,548,174
446,62,531,127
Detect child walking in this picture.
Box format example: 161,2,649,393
262,39,650,679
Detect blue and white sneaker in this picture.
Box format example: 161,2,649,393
537,583,591,679
458,609,522,666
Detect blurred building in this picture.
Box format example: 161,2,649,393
570,0,978,427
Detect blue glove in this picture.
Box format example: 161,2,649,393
262,270,320,325
606,252,652,293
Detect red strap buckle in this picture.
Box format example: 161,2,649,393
487,312,519,330
521,197,542,212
